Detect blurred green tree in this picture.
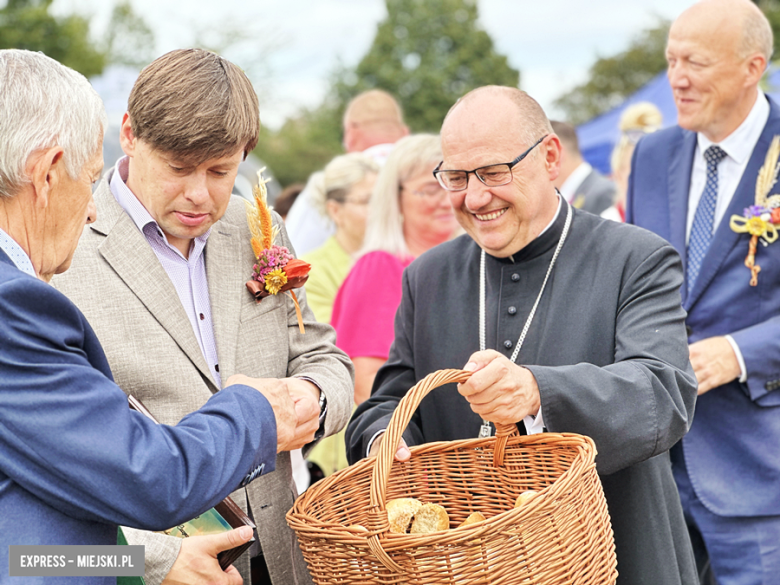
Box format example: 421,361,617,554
553,20,670,125
0,0,105,76
103,1,154,69
335,0,520,132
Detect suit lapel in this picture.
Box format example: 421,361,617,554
668,130,696,305
687,98,780,309
91,178,218,391
205,219,244,380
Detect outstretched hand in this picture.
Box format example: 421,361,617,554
457,350,540,426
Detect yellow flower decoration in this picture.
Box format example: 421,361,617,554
264,268,288,295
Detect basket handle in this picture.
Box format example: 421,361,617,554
365,368,519,572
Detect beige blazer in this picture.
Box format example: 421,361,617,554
53,172,354,585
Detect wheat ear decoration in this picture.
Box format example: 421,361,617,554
755,136,780,207
255,168,279,250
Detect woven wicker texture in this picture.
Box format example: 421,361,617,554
287,369,617,584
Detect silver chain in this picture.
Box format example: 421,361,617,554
477,202,572,437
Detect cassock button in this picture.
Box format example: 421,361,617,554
511,273,520,282
507,306,517,315
503,340,513,349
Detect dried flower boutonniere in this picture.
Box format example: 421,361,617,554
245,170,311,332
729,136,780,286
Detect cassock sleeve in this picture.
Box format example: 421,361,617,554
527,244,697,476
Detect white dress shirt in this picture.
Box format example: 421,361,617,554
559,161,593,204
686,92,769,383
0,227,35,277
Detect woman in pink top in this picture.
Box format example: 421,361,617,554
331,134,459,404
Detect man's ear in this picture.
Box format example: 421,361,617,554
27,146,65,209
543,135,563,182
746,54,767,87
119,112,137,157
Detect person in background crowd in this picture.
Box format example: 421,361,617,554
53,48,354,585
347,85,698,585
0,48,301,585
331,134,459,405
628,1,780,583
285,90,409,255
302,153,379,323
273,182,305,221
551,120,616,215
601,102,662,222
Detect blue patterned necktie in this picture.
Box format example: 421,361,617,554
687,145,727,295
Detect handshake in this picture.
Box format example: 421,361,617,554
226,375,322,453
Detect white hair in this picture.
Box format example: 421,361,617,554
360,134,441,258
0,49,107,198
308,152,380,217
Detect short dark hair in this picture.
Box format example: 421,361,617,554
550,121,580,155
127,49,260,164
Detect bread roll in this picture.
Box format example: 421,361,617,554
457,511,486,528
410,503,449,533
386,498,422,534
514,490,538,508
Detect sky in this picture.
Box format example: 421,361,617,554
52,0,699,129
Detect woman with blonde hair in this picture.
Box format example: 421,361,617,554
331,134,459,404
602,102,663,222
302,153,379,323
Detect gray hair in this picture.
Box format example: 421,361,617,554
0,49,107,198
361,134,441,258
741,2,774,62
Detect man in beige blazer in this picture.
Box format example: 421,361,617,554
54,49,353,585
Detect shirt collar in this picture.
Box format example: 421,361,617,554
559,161,592,202
0,226,36,277
110,156,212,250
697,90,770,165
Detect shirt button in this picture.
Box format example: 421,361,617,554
503,340,513,349
199,313,205,320
511,273,520,282
215,364,220,372
507,306,517,315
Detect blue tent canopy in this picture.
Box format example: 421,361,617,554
576,70,780,175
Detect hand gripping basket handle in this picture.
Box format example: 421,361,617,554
366,368,519,572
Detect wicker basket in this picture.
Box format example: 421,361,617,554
287,369,617,584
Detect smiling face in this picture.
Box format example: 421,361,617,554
666,3,765,143
399,165,458,253
120,116,243,257
440,91,560,258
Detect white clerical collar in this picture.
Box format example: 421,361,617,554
538,193,564,238
697,90,769,165
559,162,592,203
0,226,36,277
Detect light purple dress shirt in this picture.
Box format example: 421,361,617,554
0,227,36,277
110,156,222,388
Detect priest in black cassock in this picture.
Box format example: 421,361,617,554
345,86,698,585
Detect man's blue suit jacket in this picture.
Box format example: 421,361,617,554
626,96,780,518
0,249,277,584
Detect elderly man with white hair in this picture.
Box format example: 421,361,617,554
0,49,300,585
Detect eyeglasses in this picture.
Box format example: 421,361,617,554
433,135,548,191
401,181,447,200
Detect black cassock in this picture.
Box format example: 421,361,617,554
347,201,698,585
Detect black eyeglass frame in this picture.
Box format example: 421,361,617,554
432,134,549,191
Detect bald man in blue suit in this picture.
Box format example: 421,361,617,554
627,2,780,583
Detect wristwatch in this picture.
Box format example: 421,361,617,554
314,391,327,440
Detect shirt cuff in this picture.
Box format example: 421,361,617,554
366,430,386,458
725,335,748,383
522,406,545,435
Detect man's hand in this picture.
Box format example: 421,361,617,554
689,336,741,395
285,377,321,449
457,350,540,425
367,431,411,462
226,375,298,453
162,526,253,585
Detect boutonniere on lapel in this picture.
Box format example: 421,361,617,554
245,170,311,333
729,135,780,286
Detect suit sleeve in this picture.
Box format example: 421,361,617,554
527,244,697,476
0,275,277,530
276,213,355,443
730,317,780,404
